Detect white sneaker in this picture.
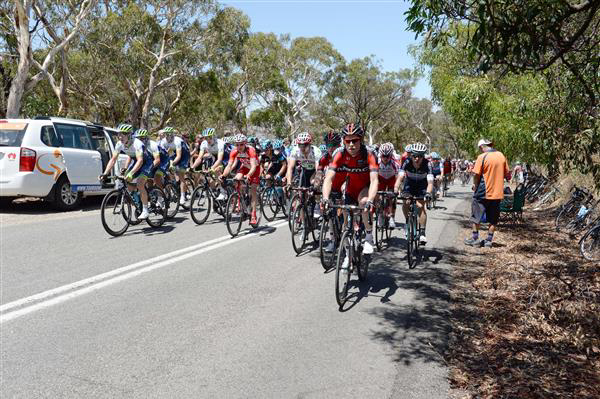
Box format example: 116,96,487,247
341,255,349,271
363,236,374,254
138,209,149,219
179,196,186,205
389,218,396,229
216,192,226,201
419,235,427,245
324,241,335,253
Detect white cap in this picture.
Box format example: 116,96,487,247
477,138,492,147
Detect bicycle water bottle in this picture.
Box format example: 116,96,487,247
577,205,589,220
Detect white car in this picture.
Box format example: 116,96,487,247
0,117,128,210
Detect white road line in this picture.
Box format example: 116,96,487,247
1,220,288,323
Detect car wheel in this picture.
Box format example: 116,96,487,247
53,176,82,211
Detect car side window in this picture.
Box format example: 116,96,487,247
54,123,93,150
40,125,62,147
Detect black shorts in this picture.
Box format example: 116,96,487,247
299,168,315,188
471,198,501,225
402,182,427,198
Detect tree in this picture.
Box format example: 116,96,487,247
5,0,97,118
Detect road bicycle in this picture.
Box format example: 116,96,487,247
401,193,425,268
189,170,233,225
224,179,263,238
318,193,344,270
374,190,397,251
330,203,370,307
259,176,288,221
289,186,321,254
442,174,450,197
555,186,593,232
100,176,167,237
145,172,180,219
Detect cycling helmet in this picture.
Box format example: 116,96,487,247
234,134,247,144
410,142,428,155
431,151,441,160
273,139,284,149
202,128,215,137
323,131,340,145
379,142,394,157
134,128,149,138
117,123,133,133
248,136,257,145
404,144,412,153
341,123,364,137
296,132,312,145
319,144,326,152
263,140,273,150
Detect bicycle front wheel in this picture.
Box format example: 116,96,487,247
190,186,211,225
291,206,307,254
260,187,279,222
319,216,335,270
225,192,243,237
580,225,600,261
163,182,180,219
335,230,352,307
407,217,418,268
375,209,384,251
146,188,167,227
101,190,130,237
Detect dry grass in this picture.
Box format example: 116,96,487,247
447,208,600,399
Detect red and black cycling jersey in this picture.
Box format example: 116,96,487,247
329,145,378,199
318,151,333,171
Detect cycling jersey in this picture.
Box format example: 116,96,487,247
431,160,442,176
330,145,378,201
318,151,333,171
289,145,321,170
229,146,260,184
159,138,175,154
260,150,286,175
148,139,170,176
443,160,452,174
400,158,434,197
378,158,400,191
172,136,190,170
119,138,154,179
200,138,225,156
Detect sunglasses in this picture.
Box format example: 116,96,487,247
413,154,424,159
344,138,361,145
298,144,308,148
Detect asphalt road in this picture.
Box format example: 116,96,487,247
1,185,471,398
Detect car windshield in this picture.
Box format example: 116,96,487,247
0,123,27,146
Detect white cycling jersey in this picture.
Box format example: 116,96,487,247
159,138,175,153
115,138,145,158
289,145,321,170
200,138,224,155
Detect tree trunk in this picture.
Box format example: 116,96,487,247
6,1,32,118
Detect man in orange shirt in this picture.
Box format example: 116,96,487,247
465,139,510,248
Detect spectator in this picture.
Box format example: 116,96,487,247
465,138,510,248
512,162,524,185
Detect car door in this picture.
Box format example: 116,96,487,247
54,123,103,192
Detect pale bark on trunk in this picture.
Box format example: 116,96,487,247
6,0,32,118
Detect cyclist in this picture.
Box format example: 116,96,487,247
260,139,287,183
171,130,192,206
430,152,442,197
321,123,379,255
220,134,260,226
377,142,402,229
398,143,434,245
315,131,340,186
442,155,453,191
285,132,321,190
148,132,171,189
99,123,133,182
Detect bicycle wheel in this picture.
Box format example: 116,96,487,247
163,182,180,219
580,225,600,261
384,215,392,240
287,193,301,231
101,190,131,237
407,217,417,268
190,186,211,225
260,187,279,222
319,216,335,270
555,203,578,232
279,187,290,217
225,192,243,237
291,206,307,254
146,188,167,227
375,209,385,251
335,230,352,307
356,234,369,282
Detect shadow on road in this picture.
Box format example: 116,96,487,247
0,196,104,215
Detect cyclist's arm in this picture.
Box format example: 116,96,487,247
152,152,160,168
285,158,297,184
393,173,402,193
322,169,335,201
129,153,144,175
173,148,182,165
212,151,224,170
191,149,206,169
102,152,120,176
247,157,258,178
276,160,287,178
368,171,378,202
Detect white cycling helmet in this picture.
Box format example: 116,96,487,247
296,132,312,145
234,134,247,143
410,142,428,155
379,142,394,157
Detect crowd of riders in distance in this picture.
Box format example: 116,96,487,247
98,122,477,241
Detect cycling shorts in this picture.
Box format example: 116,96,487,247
239,166,260,185
378,176,396,192
299,168,315,188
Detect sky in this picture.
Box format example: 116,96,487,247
220,0,431,99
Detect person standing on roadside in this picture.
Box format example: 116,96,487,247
465,139,510,248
